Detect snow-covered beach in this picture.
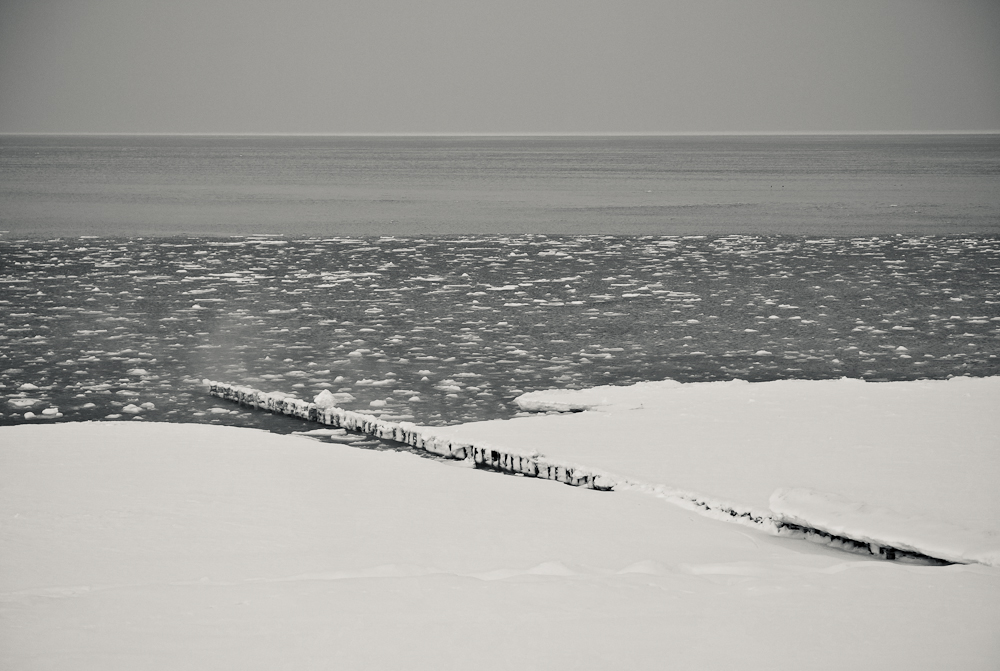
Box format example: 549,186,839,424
3,377,999,669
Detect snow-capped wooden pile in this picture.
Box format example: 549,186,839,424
205,380,616,491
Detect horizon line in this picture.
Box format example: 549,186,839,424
2,130,1000,137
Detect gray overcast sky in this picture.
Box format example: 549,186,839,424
1,0,998,133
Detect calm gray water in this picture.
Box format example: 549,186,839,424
1,136,998,436
2,134,999,238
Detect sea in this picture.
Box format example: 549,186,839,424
2,134,999,439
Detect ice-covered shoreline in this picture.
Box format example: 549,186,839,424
206,377,1000,566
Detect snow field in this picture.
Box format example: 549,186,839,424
2,421,999,670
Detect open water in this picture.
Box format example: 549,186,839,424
1,135,999,434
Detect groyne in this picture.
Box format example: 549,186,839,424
205,380,616,490
205,380,954,566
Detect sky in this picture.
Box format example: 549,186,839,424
0,0,998,134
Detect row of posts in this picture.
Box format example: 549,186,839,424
205,380,615,491
204,380,939,564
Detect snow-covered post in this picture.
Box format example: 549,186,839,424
205,380,617,495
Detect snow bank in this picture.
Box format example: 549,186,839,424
3,422,999,670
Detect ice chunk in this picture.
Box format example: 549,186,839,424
326,434,369,443
356,379,394,387
313,389,355,407
313,389,337,407
7,398,42,409
292,428,347,436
